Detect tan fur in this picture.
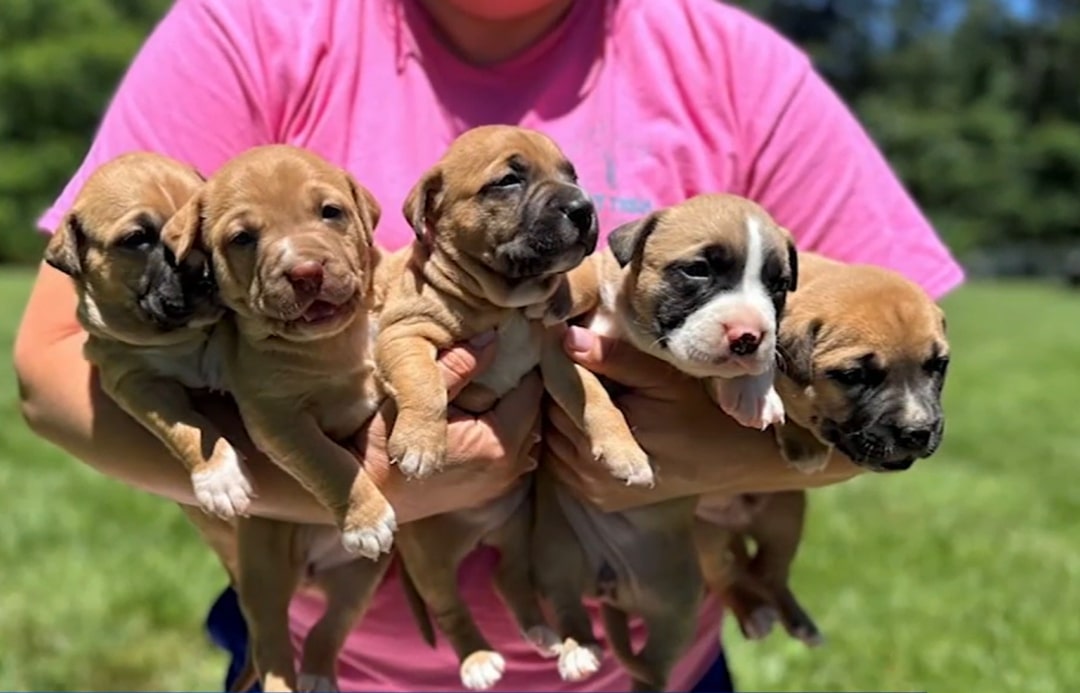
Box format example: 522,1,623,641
162,145,389,692
42,153,252,521
374,125,645,690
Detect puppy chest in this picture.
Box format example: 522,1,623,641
471,313,542,400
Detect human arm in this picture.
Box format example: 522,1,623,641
14,263,541,525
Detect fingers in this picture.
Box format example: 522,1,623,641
437,331,498,400
562,326,684,393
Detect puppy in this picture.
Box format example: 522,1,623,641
373,125,649,690
42,152,254,519
161,145,391,692
531,194,800,691
694,251,951,650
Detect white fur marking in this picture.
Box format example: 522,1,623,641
557,640,603,682
341,504,397,559
460,651,506,691
192,446,254,519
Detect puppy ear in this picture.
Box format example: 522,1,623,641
608,212,660,267
402,168,443,246
347,174,381,245
161,194,203,263
778,317,821,387
44,212,85,278
780,227,799,292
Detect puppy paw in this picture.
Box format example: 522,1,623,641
741,606,779,641
593,442,654,488
522,625,561,659
712,377,786,431
389,421,447,479
557,639,602,682
341,503,397,560
460,650,505,691
776,426,832,474
192,448,255,519
297,673,338,692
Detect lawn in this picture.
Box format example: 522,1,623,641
1,267,1077,691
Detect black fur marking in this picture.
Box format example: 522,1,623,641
653,242,747,340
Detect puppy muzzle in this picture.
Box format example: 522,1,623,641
256,235,362,324
494,184,598,279
823,417,944,472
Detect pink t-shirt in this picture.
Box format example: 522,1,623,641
39,0,964,690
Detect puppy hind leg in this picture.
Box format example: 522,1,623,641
486,501,559,658
236,518,305,693
396,522,503,691
628,591,704,693
298,554,393,692
692,518,736,644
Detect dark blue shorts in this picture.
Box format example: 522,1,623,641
206,586,735,692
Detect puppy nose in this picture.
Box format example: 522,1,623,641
897,426,933,450
560,196,596,234
285,260,324,295
725,325,762,356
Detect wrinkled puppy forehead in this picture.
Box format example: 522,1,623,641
641,193,786,266
438,125,577,190
73,153,204,231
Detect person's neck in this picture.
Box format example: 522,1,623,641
416,0,575,65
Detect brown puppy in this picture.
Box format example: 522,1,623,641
532,194,799,691
42,152,254,519
694,251,951,651
373,125,651,690
162,145,390,692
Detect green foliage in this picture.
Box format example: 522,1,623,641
0,0,171,263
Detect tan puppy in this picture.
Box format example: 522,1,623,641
695,252,951,650
162,145,391,692
531,194,800,691
373,125,656,690
42,152,254,519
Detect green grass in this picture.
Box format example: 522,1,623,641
1,270,1077,691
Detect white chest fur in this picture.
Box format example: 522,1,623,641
471,312,543,400
136,335,226,392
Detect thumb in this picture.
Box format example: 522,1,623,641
563,325,682,392
437,331,498,400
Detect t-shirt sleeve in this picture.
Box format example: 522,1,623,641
724,10,964,300
36,0,277,234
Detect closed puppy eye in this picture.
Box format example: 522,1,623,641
484,173,524,191
924,356,950,374
230,229,258,247
320,203,344,221
827,365,885,388
679,260,712,279
117,227,157,250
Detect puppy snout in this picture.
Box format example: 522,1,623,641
561,195,596,236
285,260,325,297
725,325,762,356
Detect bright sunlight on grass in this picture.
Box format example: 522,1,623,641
1,269,1076,691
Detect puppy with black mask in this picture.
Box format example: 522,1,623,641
43,152,252,520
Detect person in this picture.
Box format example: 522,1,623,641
13,0,965,690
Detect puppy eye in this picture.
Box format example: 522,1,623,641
924,356,949,375
230,230,258,247
679,261,711,280
769,277,791,295
117,228,156,250
321,204,344,221
488,173,524,190
827,366,884,389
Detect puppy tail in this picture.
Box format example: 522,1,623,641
600,603,652,684
400,565,437,648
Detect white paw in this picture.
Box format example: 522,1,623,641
396,448,442,480
192,448,254,519
460,650,505,691
594,444,655,488
557,639,602,682
523,625,561,658
743,606,778,640
297,673,338,692
341,505,397,560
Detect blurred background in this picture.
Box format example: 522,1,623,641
0,0,1077,691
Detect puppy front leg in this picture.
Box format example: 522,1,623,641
242,406,395,559
105,371,253,519
774,423,832,474
375,330,449,479
540,333,654,487
707,368,786,431
525,258,601,326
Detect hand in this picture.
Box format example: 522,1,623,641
358,332,542,523
544,326,862,512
